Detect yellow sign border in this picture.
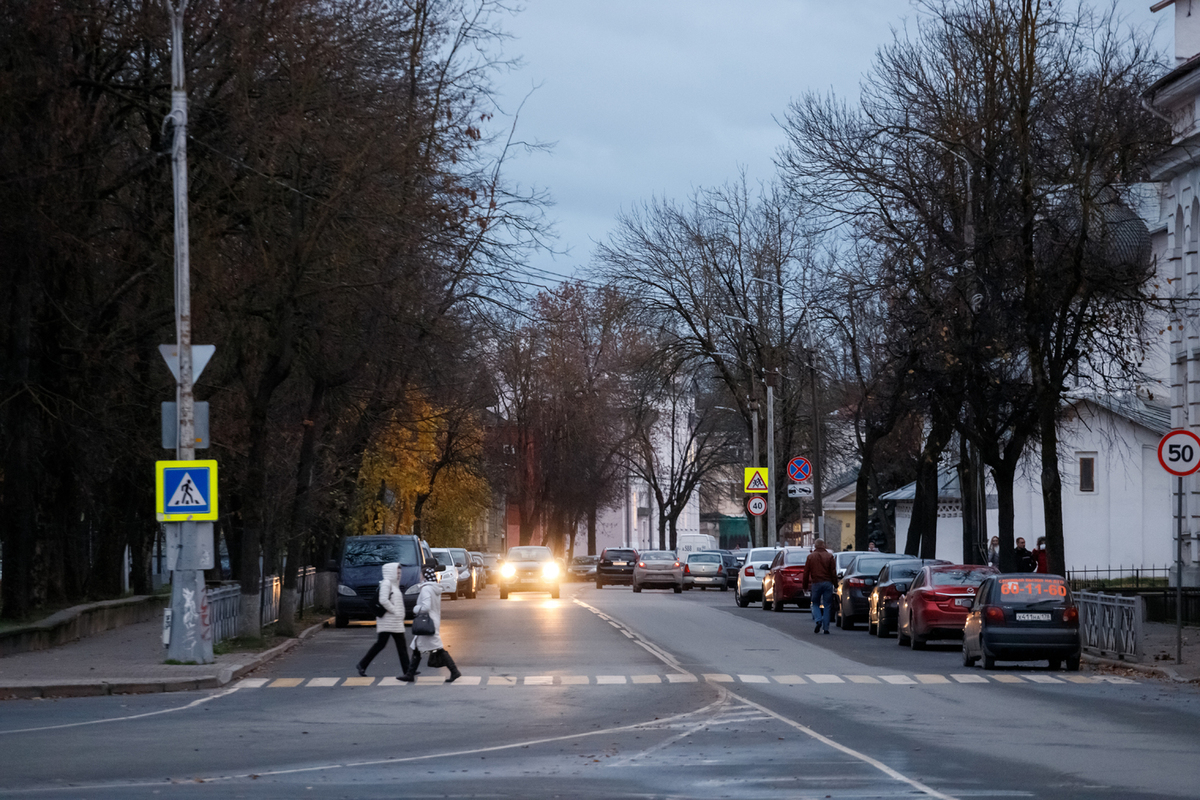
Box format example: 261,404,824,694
156,459,219,521
743,467,769,493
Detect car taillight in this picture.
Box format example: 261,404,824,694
1063,606,1078,624
717,565,724,573
673,561,680,568
984,605,1006,625
848,578,866,588
745,566,755,577
684,565,690,574
883,586,899,598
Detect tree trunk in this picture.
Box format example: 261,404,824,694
957,436,986,565
992,458,1018,573
1037,398,1066,576
854,435,877,550
587,504,597,556
909,410,953,558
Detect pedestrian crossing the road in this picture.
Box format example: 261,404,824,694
238,672,1137,689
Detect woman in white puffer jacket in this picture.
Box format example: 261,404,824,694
355,562,411,677
399,566,461,683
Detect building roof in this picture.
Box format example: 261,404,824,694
879,465,962,502
1067,392,1171,435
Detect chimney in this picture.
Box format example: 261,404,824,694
1153,0,1200,63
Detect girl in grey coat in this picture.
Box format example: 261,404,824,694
400,566,461,683
355,562,411,676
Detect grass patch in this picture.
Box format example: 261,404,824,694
163,659,198,666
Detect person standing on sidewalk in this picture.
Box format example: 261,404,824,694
355,562,411,677
400,566,462,683
803,539,838,635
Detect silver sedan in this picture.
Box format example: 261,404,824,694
632,551,683,593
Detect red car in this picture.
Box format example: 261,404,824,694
760,546,812,612
897,564,999,649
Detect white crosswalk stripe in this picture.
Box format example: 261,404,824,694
237,672,1130,689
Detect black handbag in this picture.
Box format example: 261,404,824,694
426,649,447,668
411,611,435,636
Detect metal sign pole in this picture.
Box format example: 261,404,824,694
1178,475,1184,666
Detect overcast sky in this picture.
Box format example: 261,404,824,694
490,1,1169,288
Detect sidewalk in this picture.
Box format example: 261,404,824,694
0,615,325,700
1085,620,1200,684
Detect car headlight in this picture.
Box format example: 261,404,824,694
500,563,516,579
337,584,357,597
542,562,559,579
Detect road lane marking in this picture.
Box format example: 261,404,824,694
1063,675,1097,683
724,687,962,800
488,676,516,686
808,674,844,683
847,675,881,683
950,674,989,683
376,677,406,686
703,673,733,682
342,677,373,687
1025,675,1063,684
238,678,269,688
306,678,339,687
666,673,697,682
738,674,769,683
0,684,246,736
632,674,662,683
916,674,950,684
773,674,807,684
524,676,554,685
270,678,304,688
596,675,627,684
559,675,590,685
880,675,916,684
991,675,1026,683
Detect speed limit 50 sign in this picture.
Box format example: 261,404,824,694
1158,429,1200,476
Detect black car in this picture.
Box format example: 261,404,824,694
834,553,911,630
596,547,638,588
334,535,431,627
962,573,1082,670
867,558,949,637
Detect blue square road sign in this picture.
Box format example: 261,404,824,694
156,460,219,521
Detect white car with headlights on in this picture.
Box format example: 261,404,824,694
498,546,561,599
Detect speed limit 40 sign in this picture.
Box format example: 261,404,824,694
1158,429,1200,476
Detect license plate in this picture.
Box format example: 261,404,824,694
613,561,627,566
955,598,973,607
1016,612,1051,621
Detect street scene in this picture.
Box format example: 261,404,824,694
3,581,1199,799
7,1,1200,798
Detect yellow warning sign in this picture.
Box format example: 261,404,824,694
743,467,769,493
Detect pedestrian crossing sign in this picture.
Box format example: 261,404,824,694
743,467,769,493
156,460,218,521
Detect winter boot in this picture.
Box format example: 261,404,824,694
398,651,421,682
356,661,367,678
442,651,462,683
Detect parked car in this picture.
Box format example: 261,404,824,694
497,546,561,599
962,573,1081,670
430,548,459,600
469,552,487,590
867,558,949,637
735,547,781,608
835,550,870,580
334,534,431,627
704,549,741,588
568,555,599,582
683,551,728,590
596,547,638,588
835,553,913,629
897,564,1000,648
448,547,477,599
761,546,812,611
632,551,683,593
479,552,500,582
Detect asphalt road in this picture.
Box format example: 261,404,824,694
2,581,1198,799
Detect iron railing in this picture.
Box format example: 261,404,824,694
208,584,242,645
1078,591,1143,662
1068,566,1170,591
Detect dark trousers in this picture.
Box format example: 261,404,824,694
359,631,410,672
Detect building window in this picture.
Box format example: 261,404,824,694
1078,455,1096,493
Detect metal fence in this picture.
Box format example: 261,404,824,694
208,569,319,644
208,584,242,645
1078,591,1143,662
1068,566,1171,591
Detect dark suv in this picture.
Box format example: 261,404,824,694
334,535,431,627
596,547,638,588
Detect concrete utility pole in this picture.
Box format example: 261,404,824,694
750,400,761,547
164,0,212,665
766,373,778,546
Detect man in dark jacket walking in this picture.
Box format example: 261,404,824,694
803,539,838,634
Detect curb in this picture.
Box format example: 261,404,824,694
0,618,330,700
1082,652,1197,683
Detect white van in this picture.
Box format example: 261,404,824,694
675,533,718,554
